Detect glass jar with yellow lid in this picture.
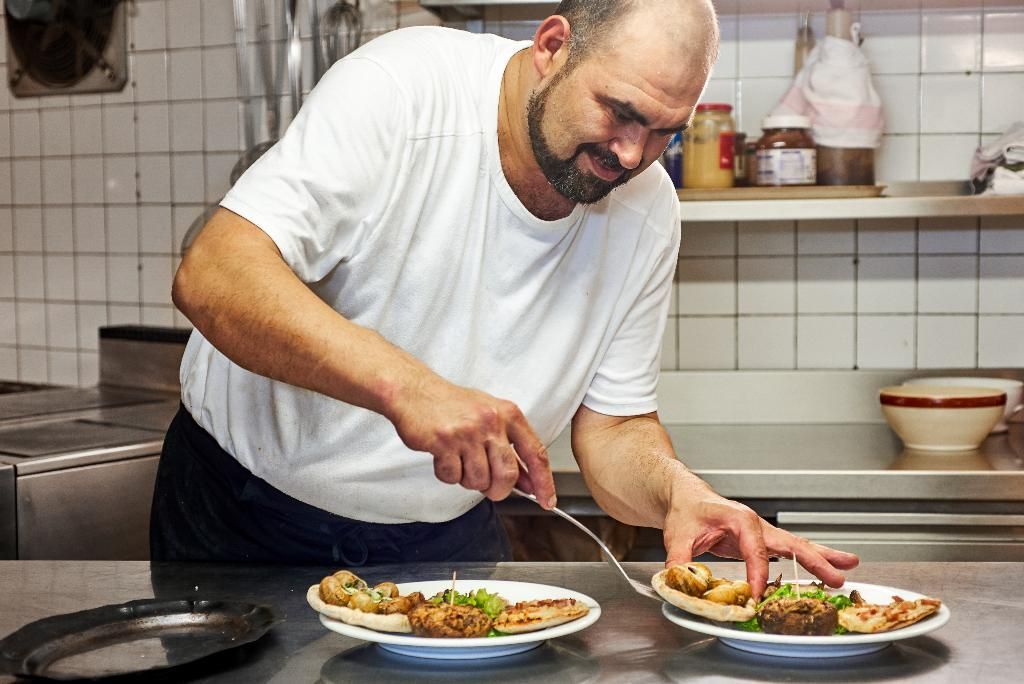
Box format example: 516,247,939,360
683,103,736,189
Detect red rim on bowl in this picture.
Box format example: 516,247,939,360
879,386,1006,409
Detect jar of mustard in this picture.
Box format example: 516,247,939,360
683,103,735,189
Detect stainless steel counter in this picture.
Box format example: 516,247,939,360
0,386,171,426
0,392,179,560
545,423,1024,503
0,560,1019,682
0,396,178,470
2,390,1021,560
531,423,1024,562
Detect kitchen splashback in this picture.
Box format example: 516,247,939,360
0,0,1022,386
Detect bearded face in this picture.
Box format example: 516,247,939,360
526,66,633,205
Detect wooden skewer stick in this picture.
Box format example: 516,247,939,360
450,570,457,605
792,554,800,599
511,444,530,474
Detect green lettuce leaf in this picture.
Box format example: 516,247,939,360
428,588,508,620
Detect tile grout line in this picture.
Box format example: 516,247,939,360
35,105,55,384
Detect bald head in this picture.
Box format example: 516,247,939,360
554,0,719,73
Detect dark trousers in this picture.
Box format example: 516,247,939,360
150,405,513,564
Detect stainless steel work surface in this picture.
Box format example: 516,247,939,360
0,382,50,395
548,423,1024,501
0,387,167,425
0,463,13,559
16,456,160,559
75,399,180,432
0,420,163,458
0,561,1019,682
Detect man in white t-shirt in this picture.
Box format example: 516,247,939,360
153,0,858,594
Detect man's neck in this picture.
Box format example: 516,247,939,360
497,51,577,222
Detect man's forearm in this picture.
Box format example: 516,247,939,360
173,209,437,420
571,409,712,529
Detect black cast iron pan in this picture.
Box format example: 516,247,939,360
0,598,280,680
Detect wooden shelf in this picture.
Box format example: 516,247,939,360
678,186,885,201
678,193,1024,222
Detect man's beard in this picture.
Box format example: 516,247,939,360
526,75,632,205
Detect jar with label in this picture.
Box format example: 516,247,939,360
683,103,735,189
733,132,748,186
743,141,758,187
660,131,684,188
755,115,816,186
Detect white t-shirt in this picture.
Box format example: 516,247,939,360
181,26,681,524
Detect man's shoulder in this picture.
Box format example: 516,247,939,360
353,26,517,77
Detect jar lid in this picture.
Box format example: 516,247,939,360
762,114,811,129
697,102,733,112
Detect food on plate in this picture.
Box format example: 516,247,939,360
737,579,941,636
307,570,426,633
429,587,508,619
668,562,712,595
318,570,367,605
837,594,942,634
758,597,838,636
651,563,756,622
654,567,943,637
379,593,426,615
493,598,591,634
408,602,493,638
736,579,853,635
307,570,591,639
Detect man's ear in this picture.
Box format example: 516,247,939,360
532,15,572,79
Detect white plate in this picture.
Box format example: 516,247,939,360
661,581,950,659
317,579,601,660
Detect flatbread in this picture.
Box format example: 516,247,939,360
493,598,590,634
838,597,941,633
306,584,412,633
651,569,756,622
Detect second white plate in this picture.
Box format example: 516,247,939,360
317,579,601,660
661,581,950,659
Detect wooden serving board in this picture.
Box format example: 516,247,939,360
677,185,886,201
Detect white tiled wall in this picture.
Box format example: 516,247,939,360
0,0,1022,385
672,214,1024,371
0,0,434,384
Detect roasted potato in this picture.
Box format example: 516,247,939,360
374,582,399,599
350,591,378,613
380,592,425,615
319,576,351,607
701,580,752,606
666,565,709,596
331,570,367,590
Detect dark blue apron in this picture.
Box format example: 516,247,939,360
150,405,513,564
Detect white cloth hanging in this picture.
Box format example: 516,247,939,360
970,121,1024,195
771,34,884,149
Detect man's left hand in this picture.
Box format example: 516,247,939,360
663,484,860,600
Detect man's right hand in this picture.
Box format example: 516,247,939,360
387,378,557,508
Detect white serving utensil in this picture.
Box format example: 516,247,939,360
510,486,661,601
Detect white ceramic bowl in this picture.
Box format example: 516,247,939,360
903,377,1023,433
880,385,1006,451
